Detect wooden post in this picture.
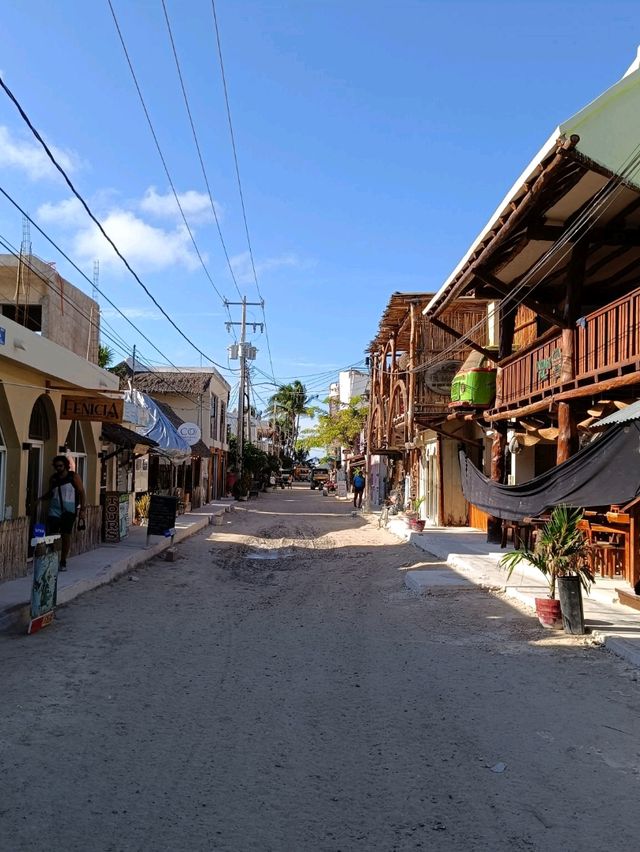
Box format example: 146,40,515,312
556,401,578,464
487,421,507,543
408,303,417,438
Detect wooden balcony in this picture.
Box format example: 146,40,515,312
496,286,640,411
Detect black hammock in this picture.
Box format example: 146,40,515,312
458,420,640,521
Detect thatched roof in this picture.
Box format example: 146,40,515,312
130,371,213,395
154,400,211,457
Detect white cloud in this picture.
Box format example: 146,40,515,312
73,210,200,272
38,197,85,227
37,197,201,272
230,251,302,285
0,125,80,181
140,186,220,224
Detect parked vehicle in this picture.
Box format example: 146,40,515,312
310,467,330,490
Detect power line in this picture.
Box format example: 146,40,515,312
0,184,239,381
160,0,243,301
409,138,640,375
0,232,211,407
210,0,277,387
0,75,234,373
107,0,233,316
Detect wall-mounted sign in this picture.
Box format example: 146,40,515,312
536,347,562,382
424,360,462,396
60,395,123,423
177,422,202,446
0,326,5,345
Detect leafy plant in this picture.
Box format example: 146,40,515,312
412,496,426,514
135,493,151,520
500,506,594,599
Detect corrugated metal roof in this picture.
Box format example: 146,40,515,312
590,399,640,429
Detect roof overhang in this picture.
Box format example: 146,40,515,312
425,55,640,319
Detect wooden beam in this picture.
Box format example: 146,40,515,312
488,368,640,422
527,224,640,246
428,317,496,363
472,270,565,329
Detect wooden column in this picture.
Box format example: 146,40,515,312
487,421,508,543
408,303,417,438
557,401,578,464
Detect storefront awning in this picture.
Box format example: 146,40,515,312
459,421,640,520
101,422,158,451
134,394,191,460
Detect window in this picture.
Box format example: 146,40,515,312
210,396,218,440
29,397,50,440
219,401,226,443
0,303,42,332
64,421,87,486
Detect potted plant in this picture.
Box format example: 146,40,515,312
500,506,594,633
408,496,426,531
134,493,150,526
232,474,251,502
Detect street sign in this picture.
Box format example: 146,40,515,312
177,422,202,446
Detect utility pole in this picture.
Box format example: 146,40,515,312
225,297,263,479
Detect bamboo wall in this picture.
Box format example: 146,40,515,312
68,505,102,558
0,517,30,581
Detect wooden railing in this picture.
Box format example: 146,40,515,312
498,285,640,409
498,332,562,407
575,288,640,377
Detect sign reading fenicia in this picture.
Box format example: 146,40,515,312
60,395,124,423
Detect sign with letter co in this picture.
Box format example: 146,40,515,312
177,422,202,446
60,395,124,423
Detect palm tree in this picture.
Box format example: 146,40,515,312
269,381,313,460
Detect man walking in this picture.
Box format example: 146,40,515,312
352,469,365,509
41,456,86,570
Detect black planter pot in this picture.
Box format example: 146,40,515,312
557,575,585,635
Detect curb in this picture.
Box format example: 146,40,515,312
0,513,214,634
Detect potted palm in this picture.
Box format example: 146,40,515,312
500,506,594,633
408,496,426,532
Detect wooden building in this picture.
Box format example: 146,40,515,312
424,53,640,589
366,292,487,524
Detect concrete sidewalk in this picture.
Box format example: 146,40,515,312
0,500,236,633
381,516,640,669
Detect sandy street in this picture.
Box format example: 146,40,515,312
1,484,639,851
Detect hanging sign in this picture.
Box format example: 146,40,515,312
177,422,202,446
60,395,124,423
424,360,462,396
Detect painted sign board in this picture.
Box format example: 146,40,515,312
147,495,178,538
424,360,462,396
177,422,202,446
103,492,130,543
0,326,5,345
60,395,124,423
28,537,61,634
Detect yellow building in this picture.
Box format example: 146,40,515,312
0,257,119,581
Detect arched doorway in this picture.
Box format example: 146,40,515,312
25,395,56,524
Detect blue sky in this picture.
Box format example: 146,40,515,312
0,1,638,412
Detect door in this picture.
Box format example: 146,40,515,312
25,444,43,525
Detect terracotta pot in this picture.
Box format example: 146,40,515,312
535,597,562,629
410,519,426,532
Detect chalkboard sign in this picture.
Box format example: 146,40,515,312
147,495,178,537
